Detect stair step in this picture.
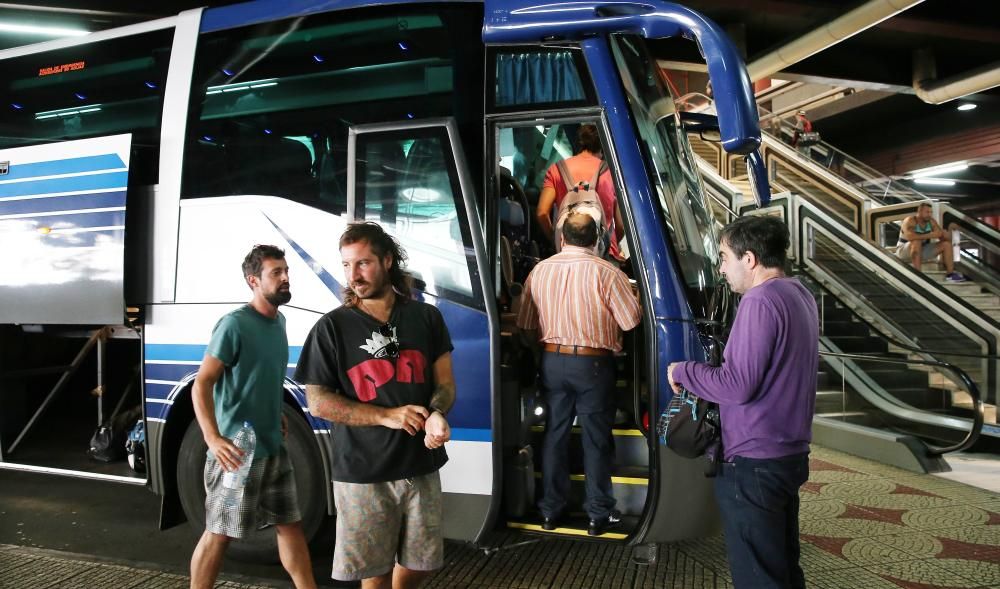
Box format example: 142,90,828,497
951,393,998,424
507,514,639,540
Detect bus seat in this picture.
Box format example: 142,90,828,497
363,141,406,225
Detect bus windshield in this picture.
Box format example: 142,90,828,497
611,35,722,320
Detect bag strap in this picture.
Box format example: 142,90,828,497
587,161,608,190
554,158,576,194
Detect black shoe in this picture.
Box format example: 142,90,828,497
542,513,563,531
588,510,622,536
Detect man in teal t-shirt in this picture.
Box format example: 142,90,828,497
188,245,317,589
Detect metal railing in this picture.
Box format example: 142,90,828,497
819,350,984,454
743,193,1000,410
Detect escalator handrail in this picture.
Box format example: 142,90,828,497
942,203,1000,260
810,277,1000,361
695,156,740,220
819,350,984,455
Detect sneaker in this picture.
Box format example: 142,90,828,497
946,272,968,282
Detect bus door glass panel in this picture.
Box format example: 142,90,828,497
610,35,722,320
494,119,613,287
353,124,482,308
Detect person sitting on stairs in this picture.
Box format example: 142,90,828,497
896,202,967,282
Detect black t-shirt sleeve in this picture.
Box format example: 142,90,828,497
294,315,342,389
427,305,454,361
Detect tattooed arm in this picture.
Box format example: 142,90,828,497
305,384,428,435
428,352,456,415
425,353,456,449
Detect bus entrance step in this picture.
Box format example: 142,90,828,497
506,513,639,540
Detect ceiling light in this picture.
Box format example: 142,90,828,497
957,103,977,111
0,22,89,37
909,161,968,178
914,178,955,187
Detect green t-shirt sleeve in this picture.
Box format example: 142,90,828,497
206,314,241,367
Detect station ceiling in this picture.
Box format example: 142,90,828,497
1,0,997,210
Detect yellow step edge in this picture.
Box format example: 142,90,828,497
530,425,644,437
506,521,628,540
532,472,648,485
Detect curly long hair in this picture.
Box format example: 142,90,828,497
339,222,411,307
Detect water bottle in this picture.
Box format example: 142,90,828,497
221,421,256,508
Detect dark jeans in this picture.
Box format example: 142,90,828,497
714,453,810,589
537,352,616,521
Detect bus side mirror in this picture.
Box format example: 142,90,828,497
679,111,722,142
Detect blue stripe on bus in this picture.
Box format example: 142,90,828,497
0,190,126,216
6,210,125,228
265,213,343,302
450,428,492,442
145,344,302,363
1,154,126,182
0,171,128,198
200,0,403,33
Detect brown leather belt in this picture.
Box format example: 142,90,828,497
543,343,612,357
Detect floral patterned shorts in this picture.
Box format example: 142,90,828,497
331,470,443,581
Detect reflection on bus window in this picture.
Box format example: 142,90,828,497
0,30,173,185
356,128,479,307
611,34,722,318
181,8,484,214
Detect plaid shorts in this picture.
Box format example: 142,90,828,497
204,447,301,539
331,471,443,581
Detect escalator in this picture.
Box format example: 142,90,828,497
754,192,997,456
689,151,996,466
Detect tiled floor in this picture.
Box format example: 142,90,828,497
1,445,997,588
421,445,1000,588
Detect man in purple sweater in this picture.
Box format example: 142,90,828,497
668,215,818,589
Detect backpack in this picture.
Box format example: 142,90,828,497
126,419,146,473
657,387,722,476
552,158,610,256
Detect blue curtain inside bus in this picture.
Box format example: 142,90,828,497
495,52,585,106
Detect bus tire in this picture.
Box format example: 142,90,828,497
176,403,328,563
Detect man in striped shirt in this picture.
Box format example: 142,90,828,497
517,213,641,535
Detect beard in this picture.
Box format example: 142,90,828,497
264,287,291,306
351,274,390,300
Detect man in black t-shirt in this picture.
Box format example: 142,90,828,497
295,222,455,588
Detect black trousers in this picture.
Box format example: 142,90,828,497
537,352,616,521
714,453,810,589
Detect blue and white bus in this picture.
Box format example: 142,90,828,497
0,0,768,558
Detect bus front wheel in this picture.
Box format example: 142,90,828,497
176,404,329,563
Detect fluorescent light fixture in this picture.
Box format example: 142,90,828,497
34,104,102,119
206,78,278,95
957,103,977,111
914,178,955,186
909,161,968,178
0,22,89,37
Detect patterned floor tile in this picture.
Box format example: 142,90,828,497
829,516,911,538
804,566,908,589
800,518,857,539
902,505,994,531
799,499,849,520
934,525,1000,548
818,479,898,500
853,492,959,511
873,531,944,559
799,542,857,572
931,558,1000,586
810,469,881,483
839,537,921,567
866,559,983,588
